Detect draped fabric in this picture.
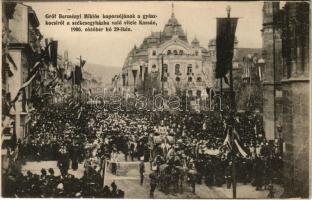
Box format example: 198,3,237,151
215,18,238,79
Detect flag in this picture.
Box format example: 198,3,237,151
80,56,86,68
222,127,249,157
11,70,39,103
215,17,238,79
74,65,83,85
50,40,58,68
77,106,83,119
6,52,18,76
65,69,73,80
234,139,248,158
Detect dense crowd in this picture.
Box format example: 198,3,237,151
2,100,283,197
2,167,124,198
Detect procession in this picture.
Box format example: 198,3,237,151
1,1,310,199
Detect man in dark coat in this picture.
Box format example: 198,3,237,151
139,159,145,185
149,173,157,198
225,161,232,189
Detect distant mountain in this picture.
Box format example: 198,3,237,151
83,63,121,86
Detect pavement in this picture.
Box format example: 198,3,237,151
21,160,85,178
22,156,284,198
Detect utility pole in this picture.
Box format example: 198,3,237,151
272,3,276,139
227,5,237,199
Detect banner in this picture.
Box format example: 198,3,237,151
215,17,238,79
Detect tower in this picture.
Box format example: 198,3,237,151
261,2,282,140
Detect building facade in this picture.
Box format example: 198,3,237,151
4,3,42,140
262,2,310,198
116,11,214,99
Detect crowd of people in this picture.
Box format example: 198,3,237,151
2,166,124,198
2,99,283,197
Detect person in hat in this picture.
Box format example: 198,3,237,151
225,161,232,189
149,172,157,198
139,158,145,186
111,148,118,175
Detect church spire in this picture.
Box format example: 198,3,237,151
171,2,175,17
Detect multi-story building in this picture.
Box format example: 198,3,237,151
262,2,284,141
116,11,214,99
262,2,310,197
4,3,42,140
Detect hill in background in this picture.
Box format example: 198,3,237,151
84,63,121,86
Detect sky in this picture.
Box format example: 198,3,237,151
26,1,264,68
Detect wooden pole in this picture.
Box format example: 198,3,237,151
227,5,237,199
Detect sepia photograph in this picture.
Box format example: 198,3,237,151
1,1,310,199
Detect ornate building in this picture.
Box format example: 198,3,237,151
116,9,214,98
262,2,310,198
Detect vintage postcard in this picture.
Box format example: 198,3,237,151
1,1,310,199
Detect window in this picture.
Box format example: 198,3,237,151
187,64,192,75
152,64,157,69
188,77,192,82
152,50,156,56
197,77,202,82
195,50,199,56
175,64,180,75
176,77,180,82
162,64,168,82
196,90,201,97
163,64,168,73
179,50,183,55
167,50,171,55
139,65,143,78
173,50,178,55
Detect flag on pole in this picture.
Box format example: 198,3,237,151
223,130,232,150
50,40,58,68
11,70,39,103
215,17,238,80
74,65,83,85
234,139,248,158
77,106,83,119
80,56,86,68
